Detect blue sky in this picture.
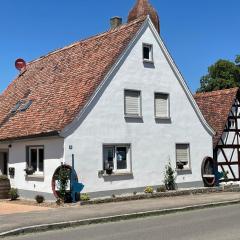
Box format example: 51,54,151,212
0,0,239,93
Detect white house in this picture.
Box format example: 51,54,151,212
0,0,214,200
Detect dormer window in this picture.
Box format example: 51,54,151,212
143,44,153,63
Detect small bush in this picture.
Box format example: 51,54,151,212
133,191,137,196
111,194,116,198
56,198,64,206
156,185,166,192
0,175,8,180
164,162,176,190
9,188,19,201
80,193,90,201
144,186,154,194
35,195,45,204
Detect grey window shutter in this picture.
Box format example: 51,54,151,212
155,93,168,118
176,144,189,163
125,90,140,116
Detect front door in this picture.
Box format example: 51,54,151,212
0,152,8,176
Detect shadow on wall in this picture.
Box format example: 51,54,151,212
155,118,172,124
143,62,155,69
125,117,144,124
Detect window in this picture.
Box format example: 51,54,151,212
176,144,190,170
155,93,169,118
27,146,44,173
143,44,153,62
20,100,33,112
103,145,131,173
11,101,22,113
228,119,235,129
124,90,141,117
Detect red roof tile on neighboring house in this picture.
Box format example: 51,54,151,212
0,17,146,141
194,88,239,147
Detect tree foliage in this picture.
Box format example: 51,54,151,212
164,162,176,190
197,56,240,93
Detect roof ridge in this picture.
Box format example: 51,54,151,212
28,16,147,66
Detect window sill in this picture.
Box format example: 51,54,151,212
25,174,44,180
176,169,192,175
155,117,171,120
124,115,142,119
102,172,133,177
143,59,154,64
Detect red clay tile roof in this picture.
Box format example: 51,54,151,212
0,17,146,141
194,88,239,147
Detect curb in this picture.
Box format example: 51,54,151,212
1,199,240,238
80,186,240,205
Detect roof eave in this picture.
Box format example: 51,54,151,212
0,130,61,143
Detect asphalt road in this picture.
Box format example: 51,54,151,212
5,204,240,240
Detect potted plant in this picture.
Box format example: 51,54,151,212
24,166,35,175
104,161,113,175
177,161,184,170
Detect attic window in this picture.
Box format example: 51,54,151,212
143,44,153,63
11,101,22,113
20,100,33,112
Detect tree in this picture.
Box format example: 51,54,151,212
197,55,240,93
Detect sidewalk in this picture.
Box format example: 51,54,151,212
1,191,240,236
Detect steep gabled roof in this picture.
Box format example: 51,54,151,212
0,17,146,141
194,88,239,147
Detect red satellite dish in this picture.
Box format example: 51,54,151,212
15,58,26,71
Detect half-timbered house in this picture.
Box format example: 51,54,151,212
194,87,240,182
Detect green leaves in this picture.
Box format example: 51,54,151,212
197,56,240,93
164,162,176,190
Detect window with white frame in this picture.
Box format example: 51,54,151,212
103,145,131,173
176,144,190,170
124,90,141,117
27,146,44,173
155,93,169,118
143,44,153,62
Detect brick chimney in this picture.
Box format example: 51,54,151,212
110,16,122,29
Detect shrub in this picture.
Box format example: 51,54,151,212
35,195,45,204
9,188,19,201
56,166,71,202
0,175,8,180
164,162,176,190
133,191,137,196
80,193,90,201
56,198,64,206
156,185,166,192
144,186,154,194
111,194,116,198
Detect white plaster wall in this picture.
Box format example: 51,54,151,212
64,26,213,193
2,137,64,194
